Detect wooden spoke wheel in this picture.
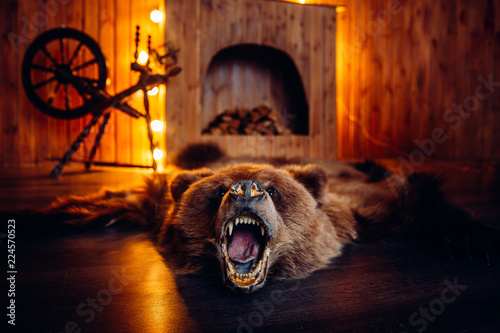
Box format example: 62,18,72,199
22,27,107,119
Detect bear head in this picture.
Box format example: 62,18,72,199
162,163,344,293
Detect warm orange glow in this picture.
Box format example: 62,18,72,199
118,239,192,331
147,87,159,96
150,10,163,23
150,120,164,132
336,0,347,158
276,0,348,6
137,51,149,65
134,90,144,100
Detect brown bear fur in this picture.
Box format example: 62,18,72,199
159,164,354,286
30,145,494,292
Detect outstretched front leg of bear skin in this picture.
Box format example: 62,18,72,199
328,165,499,265
12,174,172,236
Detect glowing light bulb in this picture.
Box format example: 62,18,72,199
150,10,163,23
147,87,159,96
153,148,163,161
299,0,306,4
137,51,149,65
336,6,346,13
150,120,164,132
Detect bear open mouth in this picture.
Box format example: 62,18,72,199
221,214,270,292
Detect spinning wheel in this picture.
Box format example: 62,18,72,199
22,26,181,178
22,27,107,119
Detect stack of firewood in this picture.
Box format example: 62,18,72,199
202,105,292,135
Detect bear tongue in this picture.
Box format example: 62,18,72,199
228,228,259,263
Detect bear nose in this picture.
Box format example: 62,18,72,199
229,180,264,202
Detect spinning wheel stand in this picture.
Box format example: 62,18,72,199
49,94,157,178
21,26,180,178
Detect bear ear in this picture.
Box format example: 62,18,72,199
170,168,214,202
285,164,328,203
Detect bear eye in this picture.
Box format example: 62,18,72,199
266,188,278,197
217,187,227,198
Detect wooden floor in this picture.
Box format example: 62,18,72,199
2,161,500,333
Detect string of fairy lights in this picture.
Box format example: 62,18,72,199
134,9,165,165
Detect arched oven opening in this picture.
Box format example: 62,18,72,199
202,44,309,135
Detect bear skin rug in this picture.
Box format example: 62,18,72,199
26,144,498,293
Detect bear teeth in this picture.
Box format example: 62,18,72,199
228,216,266,237
222,241,271,290
229,259,262,281
235,216,258,225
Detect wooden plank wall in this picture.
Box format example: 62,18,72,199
0,0,164,168
336,0,500,160
164,0,337,160
2,0,499,167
